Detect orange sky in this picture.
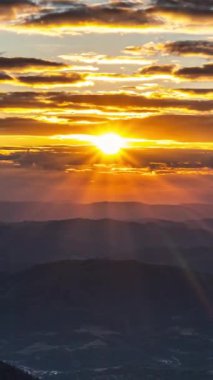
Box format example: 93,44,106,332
0,0,212,203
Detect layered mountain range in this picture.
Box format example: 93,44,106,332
0,217,212,272
0,202,213,223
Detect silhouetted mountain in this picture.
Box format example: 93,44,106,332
0,201,213,222
0,260,212,379
0,218,212,272
0,361,36,379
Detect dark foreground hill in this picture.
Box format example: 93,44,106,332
0,361,36,379
0,260,213,379
0,218,212,272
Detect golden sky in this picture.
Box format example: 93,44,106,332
0,0,212,203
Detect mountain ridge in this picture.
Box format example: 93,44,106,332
0,201,213,222
0,217,212,273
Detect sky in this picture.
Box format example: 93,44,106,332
0,0,212,203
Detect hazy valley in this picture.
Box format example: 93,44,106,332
0,260,213,379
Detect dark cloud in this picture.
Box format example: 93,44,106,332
0,56,66,71
151,0,213,17
0,0,36,20
139,64,174,75
163,40,213,57
0,146,92,171
176,88,213,95
0,0,35,7
0,116,106,135
42,92,213,112
153,0,212,10
123,41,213,57
1,0,212,31
0,117,69,135
18,72,86,86
1,145,213,172
0,0,34,5
0,72,13,81
139,63,213,80
175,63,213,79
0,92,44,109
23,1,158,29
0,91,212,114
130,149,213,170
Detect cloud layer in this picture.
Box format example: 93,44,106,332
0,0,212,33
0,0,212,199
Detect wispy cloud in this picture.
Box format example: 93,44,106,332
124,40,213,58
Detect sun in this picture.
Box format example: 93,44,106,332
94,133,125,155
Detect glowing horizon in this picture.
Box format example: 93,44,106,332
0,0,212,203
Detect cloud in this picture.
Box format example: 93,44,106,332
45,92,213,112
174,88,213,99
0,117,69,135
1,145,213,173
139,64,174,75
17,72,90,87
0,115,106,135
0,114,212,143
0,72,13,82
175,63,213,80
0,146,91,171
123,44,158,56
0,0,34,5
150,0,213,24
119,114,213,142
0,0,36,21
162,40,213,57
86,72,154,83
1,61,212,89
21,1,159,33
0,91,212,116
124,40,213,57
152,0,213,14
60,52,153,65
0,56,66,72
139,63,213,80
177,89,213,95
0,0,212,34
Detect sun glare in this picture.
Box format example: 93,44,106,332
93,133,125,155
